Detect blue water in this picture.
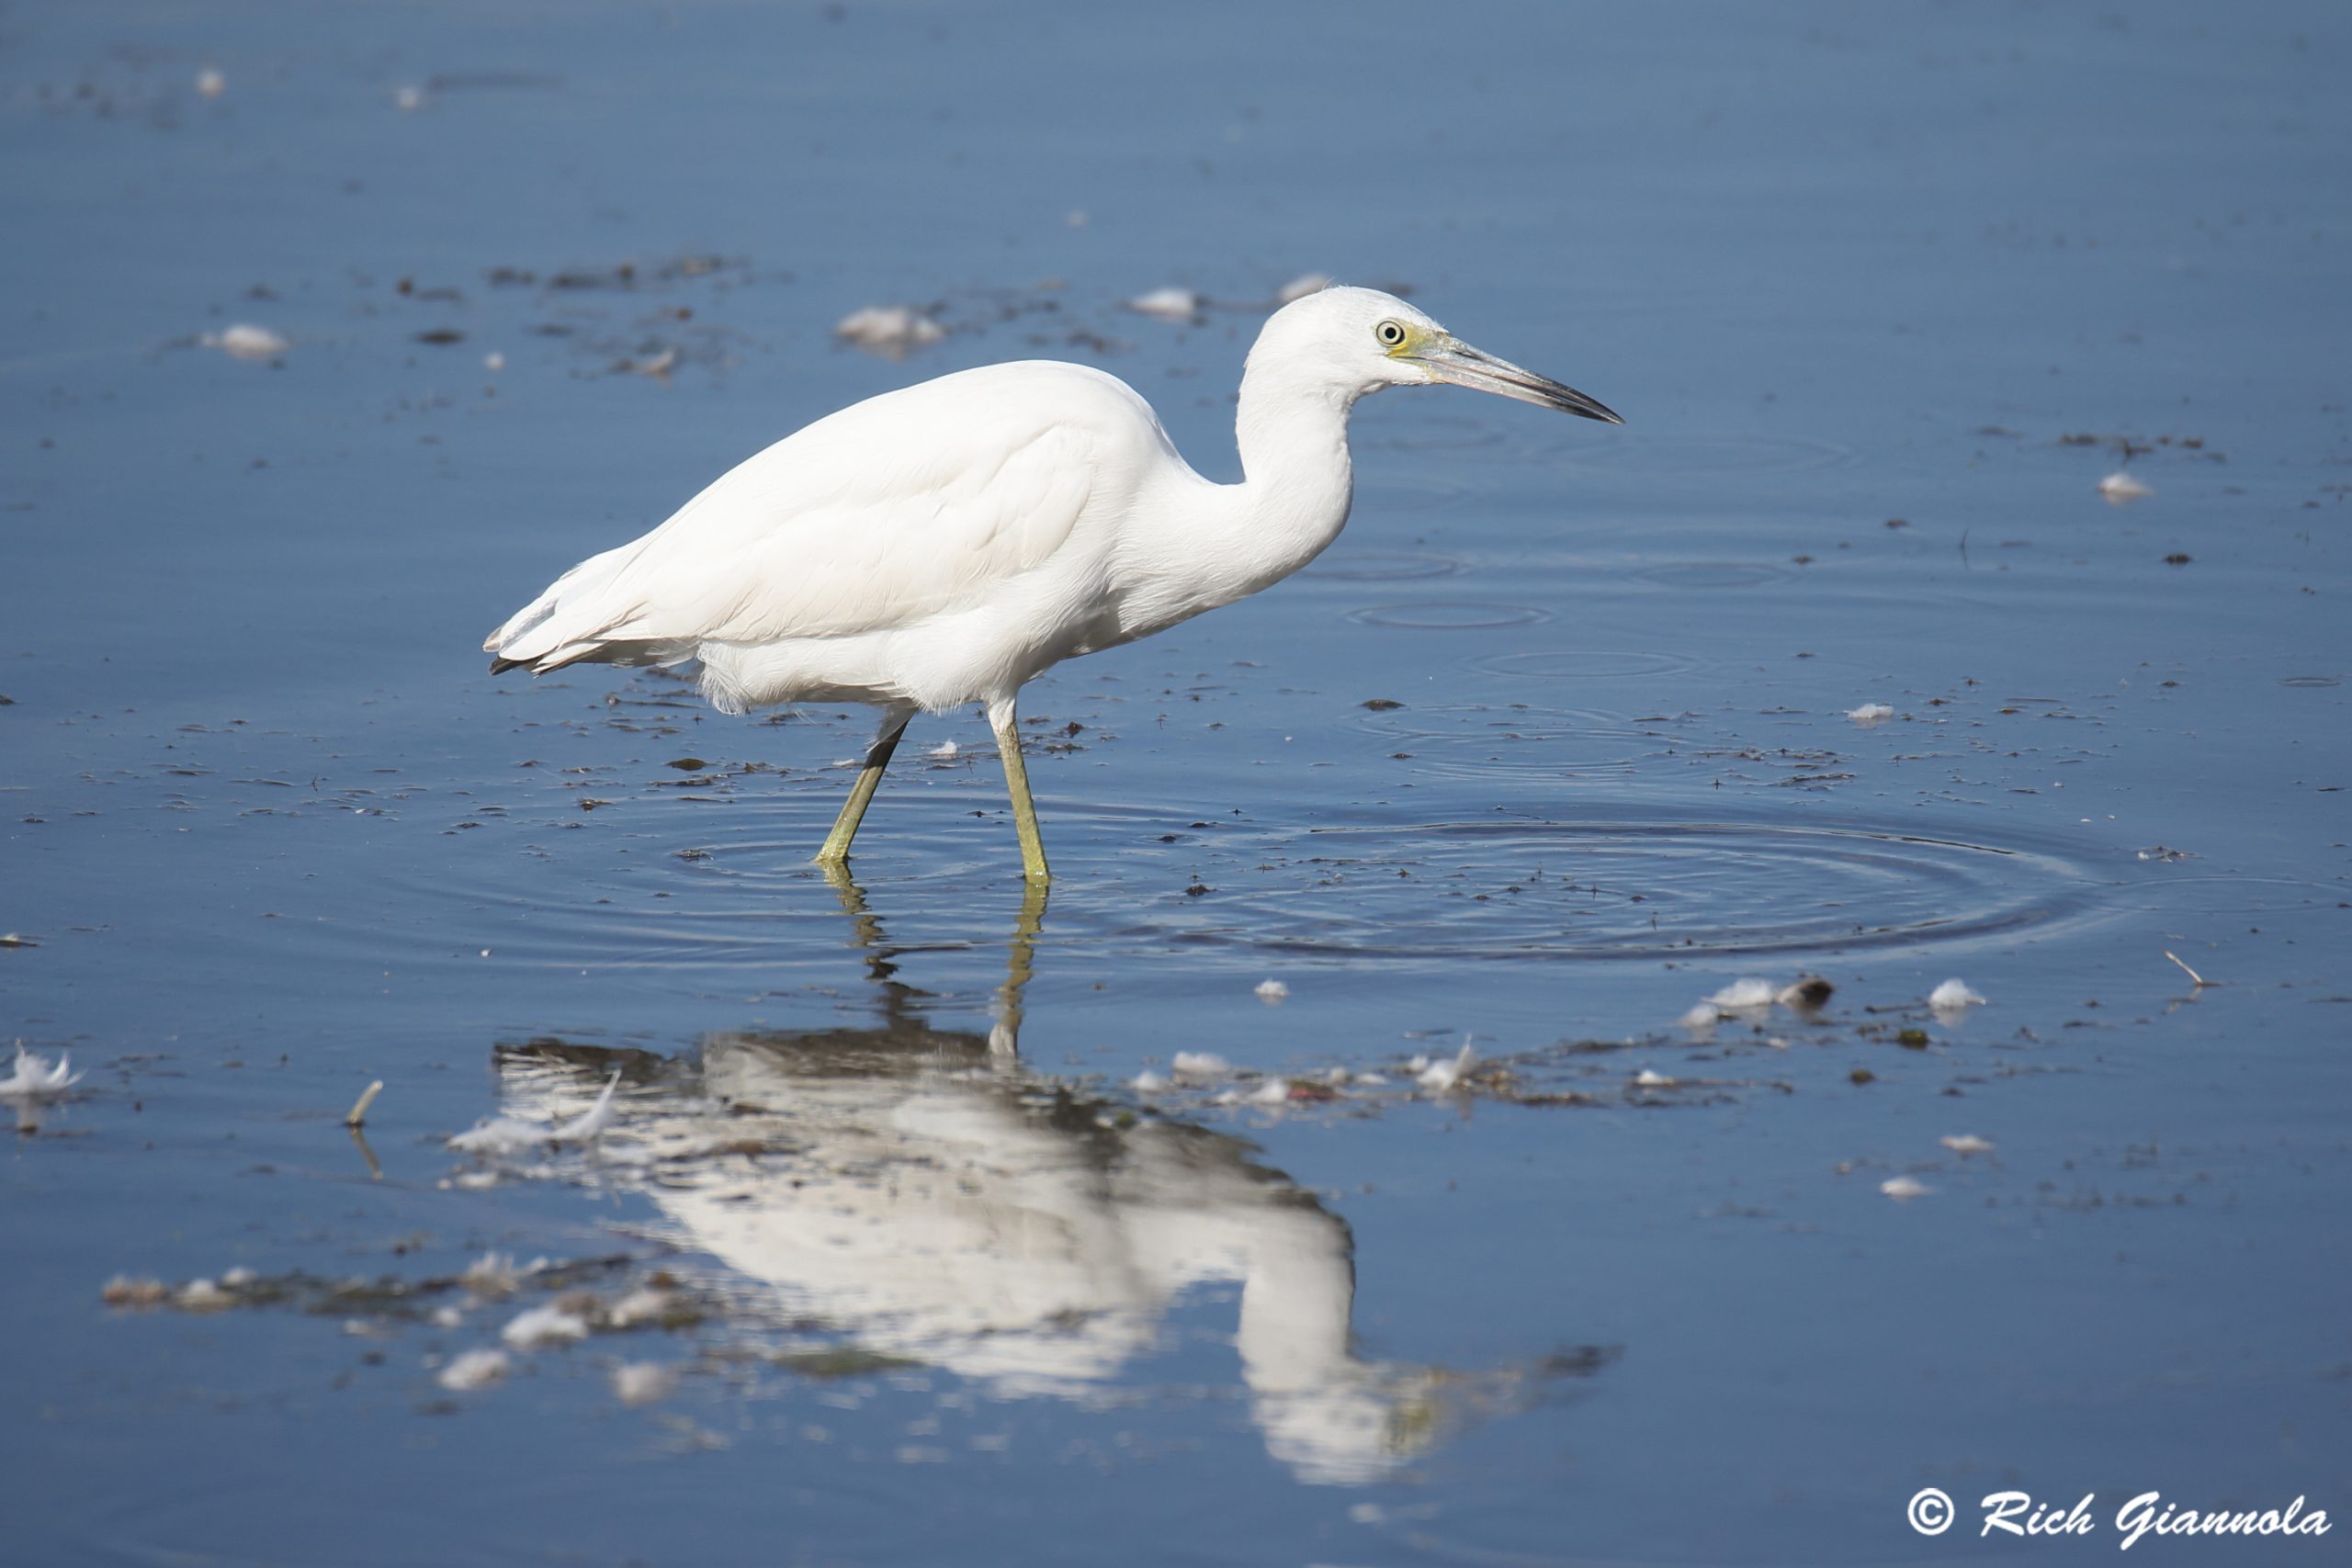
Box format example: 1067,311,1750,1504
5,3,2347,1563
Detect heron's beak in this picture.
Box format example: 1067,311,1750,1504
1417,337,1623,424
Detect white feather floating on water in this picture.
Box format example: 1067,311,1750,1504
928,739,958,758
605,1288,676,1329
1683,976,1830,1026
1706,978,1776,1011
1252,978,1290,1004
176,1278,236,1312
437,1348,510,1391
502,1304,590,1348
1928,978,1985,1011
1417,1042,1476,1093
201,323,289,362
1846,702,1894,725
459,1251,534,1296
1880,1176,1933,1201
2098,470,2153,503
1125,287,1199,321
1940,1134,1996,1156
1634,1068,1677,1089
552,1070,621,1141
448,1070,619,1153
0,1048,83,1101
1170,1051,1229,1079
833,306,944,356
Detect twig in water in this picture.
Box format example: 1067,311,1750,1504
2162,950,2213,988
345,1079,385,1127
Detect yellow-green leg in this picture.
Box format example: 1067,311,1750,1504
815,704,914,867
989,697,1050,883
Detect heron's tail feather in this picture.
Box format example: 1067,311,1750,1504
484,542,660,673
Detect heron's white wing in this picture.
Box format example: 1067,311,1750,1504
492,369,1124,666
594,423,1096,646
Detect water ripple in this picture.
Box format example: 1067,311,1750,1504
1469,648,1709,681
1628,561,1792,591
1558,432,1860,476
1154,816,2108,962
1297,551,1463,582
1346,602,1552,630
1355,703,1675,774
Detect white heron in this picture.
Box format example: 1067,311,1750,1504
485,285,1621,881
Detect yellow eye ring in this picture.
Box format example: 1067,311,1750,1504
1374,320,1408,349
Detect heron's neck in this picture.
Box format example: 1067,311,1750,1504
1112,359,1361,639
1215,363,1358,593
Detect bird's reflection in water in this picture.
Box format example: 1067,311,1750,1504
490,874,1605,1484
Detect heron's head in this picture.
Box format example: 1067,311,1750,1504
1253,284,1622,424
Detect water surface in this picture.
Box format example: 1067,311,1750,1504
5,3,2347,1564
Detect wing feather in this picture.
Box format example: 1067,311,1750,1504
490,365,1125,670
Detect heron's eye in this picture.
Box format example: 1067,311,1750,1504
1374,320,1408,349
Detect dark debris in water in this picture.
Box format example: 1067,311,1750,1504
1128,1032,1797,1120
89,1246,922,1412
489,254,752,293
1781,975,1837,1010
102,1250,645,1321
763,1346,923,1380
2057,430,2217,460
